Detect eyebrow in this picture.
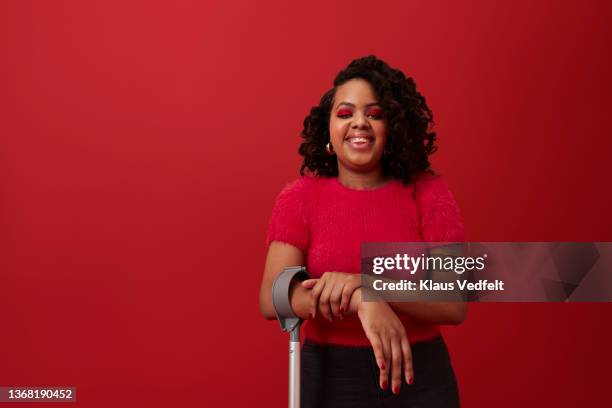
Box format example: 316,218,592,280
335,102,381,109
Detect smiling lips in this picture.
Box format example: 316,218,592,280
345,133,374,149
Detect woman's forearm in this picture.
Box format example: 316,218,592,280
360,267,468,325
387,301,467,325
344,287,466,325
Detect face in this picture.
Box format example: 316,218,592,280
329,78,388,173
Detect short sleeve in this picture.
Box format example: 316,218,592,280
415,173,465,242
266,178,310,252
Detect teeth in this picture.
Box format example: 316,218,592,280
348,137,369,143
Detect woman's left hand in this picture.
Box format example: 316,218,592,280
301,272,361,321
356,290,414,392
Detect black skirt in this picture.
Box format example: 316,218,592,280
301,335,460,408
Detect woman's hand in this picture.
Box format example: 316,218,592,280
301,272,361,321
356,289,414,394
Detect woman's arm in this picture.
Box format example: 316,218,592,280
408,173,467,325
386,301,467,325
344,285,467,325
259,241,312,320
384,245,467,325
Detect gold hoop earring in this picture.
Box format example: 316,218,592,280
326,142,335,155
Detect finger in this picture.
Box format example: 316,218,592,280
391,337,402,395
301,279,318,288
401,336,414,385
319,282,334,322
382,337,392,391
310,279,326,319
340,281,359,313
367,333,388,390
329,282,345,319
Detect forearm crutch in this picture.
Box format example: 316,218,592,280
272,266,309,408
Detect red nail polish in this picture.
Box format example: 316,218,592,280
382,380,388,390
408,377,414,385
380,362,386,370
393,385,399,394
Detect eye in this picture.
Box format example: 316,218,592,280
336,108,352,118
366,108,384,119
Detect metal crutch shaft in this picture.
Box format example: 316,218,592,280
289,323,301,408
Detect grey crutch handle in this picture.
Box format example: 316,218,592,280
272,266,309,334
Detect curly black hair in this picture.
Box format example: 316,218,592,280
298,55,438,185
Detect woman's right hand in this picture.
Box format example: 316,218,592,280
301,271,361,321
355,288,414,394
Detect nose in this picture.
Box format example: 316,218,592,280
351,111,370,129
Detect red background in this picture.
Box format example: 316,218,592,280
2,0,612,406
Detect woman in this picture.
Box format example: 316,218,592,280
259,55,466,407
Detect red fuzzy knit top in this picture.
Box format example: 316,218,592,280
266,172,465,346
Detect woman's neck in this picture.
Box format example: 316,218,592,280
337,166,390,190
